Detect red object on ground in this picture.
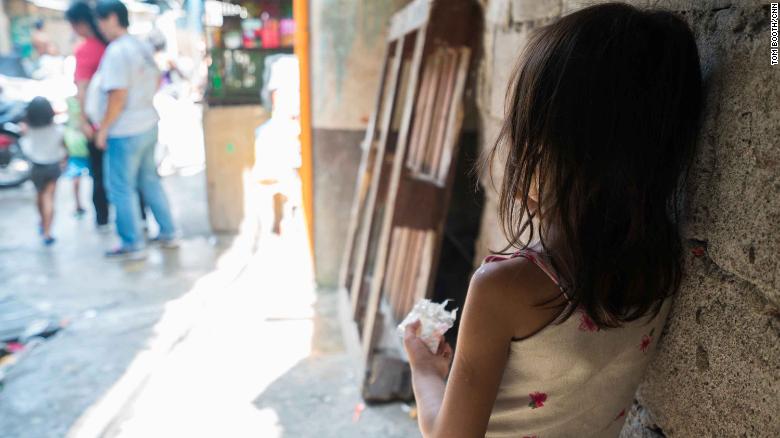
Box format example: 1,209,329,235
352,402,365,423
6,342,24,353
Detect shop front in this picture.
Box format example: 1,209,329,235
202,0,298,233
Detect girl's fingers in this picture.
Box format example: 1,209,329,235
404,320,435,360
441,342,453,359
436,339,452,356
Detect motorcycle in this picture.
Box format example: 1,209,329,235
0,98,30,188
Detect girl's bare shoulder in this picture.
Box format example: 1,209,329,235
469,257,566,339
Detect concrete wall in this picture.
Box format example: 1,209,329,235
310,0,410,287
476,0,779,436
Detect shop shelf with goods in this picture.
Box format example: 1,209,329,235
202,0,295,232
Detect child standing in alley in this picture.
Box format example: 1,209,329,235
63,97,91,218
20,97,67,245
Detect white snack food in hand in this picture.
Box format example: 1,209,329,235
398,299,458,354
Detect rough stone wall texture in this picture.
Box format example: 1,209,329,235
476,0,779,436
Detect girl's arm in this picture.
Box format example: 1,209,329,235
403,321,452,434
404,257,565,438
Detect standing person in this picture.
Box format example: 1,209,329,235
253,55,300,235
62,97,90,217
94,0,177,260
65,1,110,229
402,4,703,437
20,97,67,246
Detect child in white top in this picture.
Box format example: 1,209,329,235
20,96,66,245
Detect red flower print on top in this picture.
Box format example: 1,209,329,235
528,392,547,409
578,311,599,332
640,328,656,352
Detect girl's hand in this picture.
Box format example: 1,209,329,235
403,320,453,380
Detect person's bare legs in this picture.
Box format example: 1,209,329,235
73,177,84,214
272,192,287,235
41,181,56,239
36,190,45,233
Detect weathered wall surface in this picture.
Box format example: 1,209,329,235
311,1,410,130
476,0,779,436
310,0,410,287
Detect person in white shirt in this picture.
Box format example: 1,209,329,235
20,96,67,245
93,0,177,260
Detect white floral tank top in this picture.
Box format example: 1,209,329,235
482,248,672,438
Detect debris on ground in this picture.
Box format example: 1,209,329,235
401,402,419,420
352,402,366,423
0,296,67,390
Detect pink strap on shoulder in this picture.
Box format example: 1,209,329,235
515,249,561,287
483,249,562,288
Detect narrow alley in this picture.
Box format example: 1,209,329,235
0,108,418,438
2,0,776,437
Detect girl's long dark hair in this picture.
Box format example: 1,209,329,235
65,1,108,46
484,3,703,328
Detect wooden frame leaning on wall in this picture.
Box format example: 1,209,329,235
338,0,477,401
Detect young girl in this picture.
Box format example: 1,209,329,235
20,97,67,246
403,4,702,437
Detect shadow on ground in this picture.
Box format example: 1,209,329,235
252,291,421,438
